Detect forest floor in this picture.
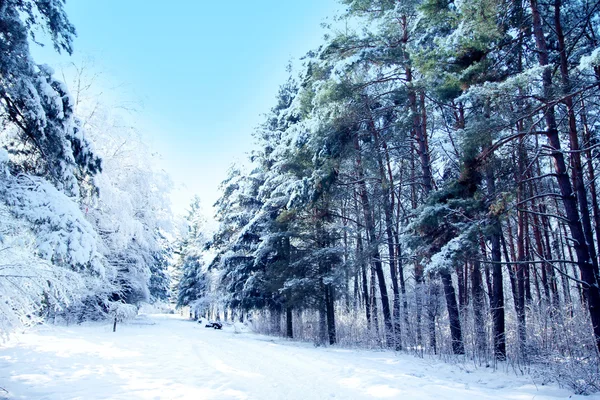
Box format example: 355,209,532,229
0,313,595,400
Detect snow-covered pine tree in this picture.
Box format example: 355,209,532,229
176,197,211,318
0,1,101,194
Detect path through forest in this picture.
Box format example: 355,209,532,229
0,314,591,399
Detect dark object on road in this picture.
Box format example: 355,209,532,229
204,322,223,329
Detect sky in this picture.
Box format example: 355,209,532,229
32,0,342,219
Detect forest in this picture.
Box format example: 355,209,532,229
177,0,600,392
3,0,600,395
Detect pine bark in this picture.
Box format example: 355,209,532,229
472,260,487,357
441,270,465,355
286,306,293,338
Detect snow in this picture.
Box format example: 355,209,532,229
0,149,8,165
0,314,592,400
2,175,105,274
578,47,600,70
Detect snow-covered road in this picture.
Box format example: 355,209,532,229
0,314,593,399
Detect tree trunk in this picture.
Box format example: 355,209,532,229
326,284,337,345
370,265,380,339
472,260,487,357
415,263,424,347
490,227,506,360
397,242,411,343
502,231,519,315
355,197,372,326
427,277,440,355
515,198,527,357
318,300,327,346
441,270,465,355
457,262,466,310
286,306,293,339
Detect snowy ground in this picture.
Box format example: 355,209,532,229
0,314,595,400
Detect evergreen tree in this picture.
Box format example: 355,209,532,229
176,197,211,316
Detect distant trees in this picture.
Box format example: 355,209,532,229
175,197,211,317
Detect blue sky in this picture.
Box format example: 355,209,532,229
33,0,342,217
